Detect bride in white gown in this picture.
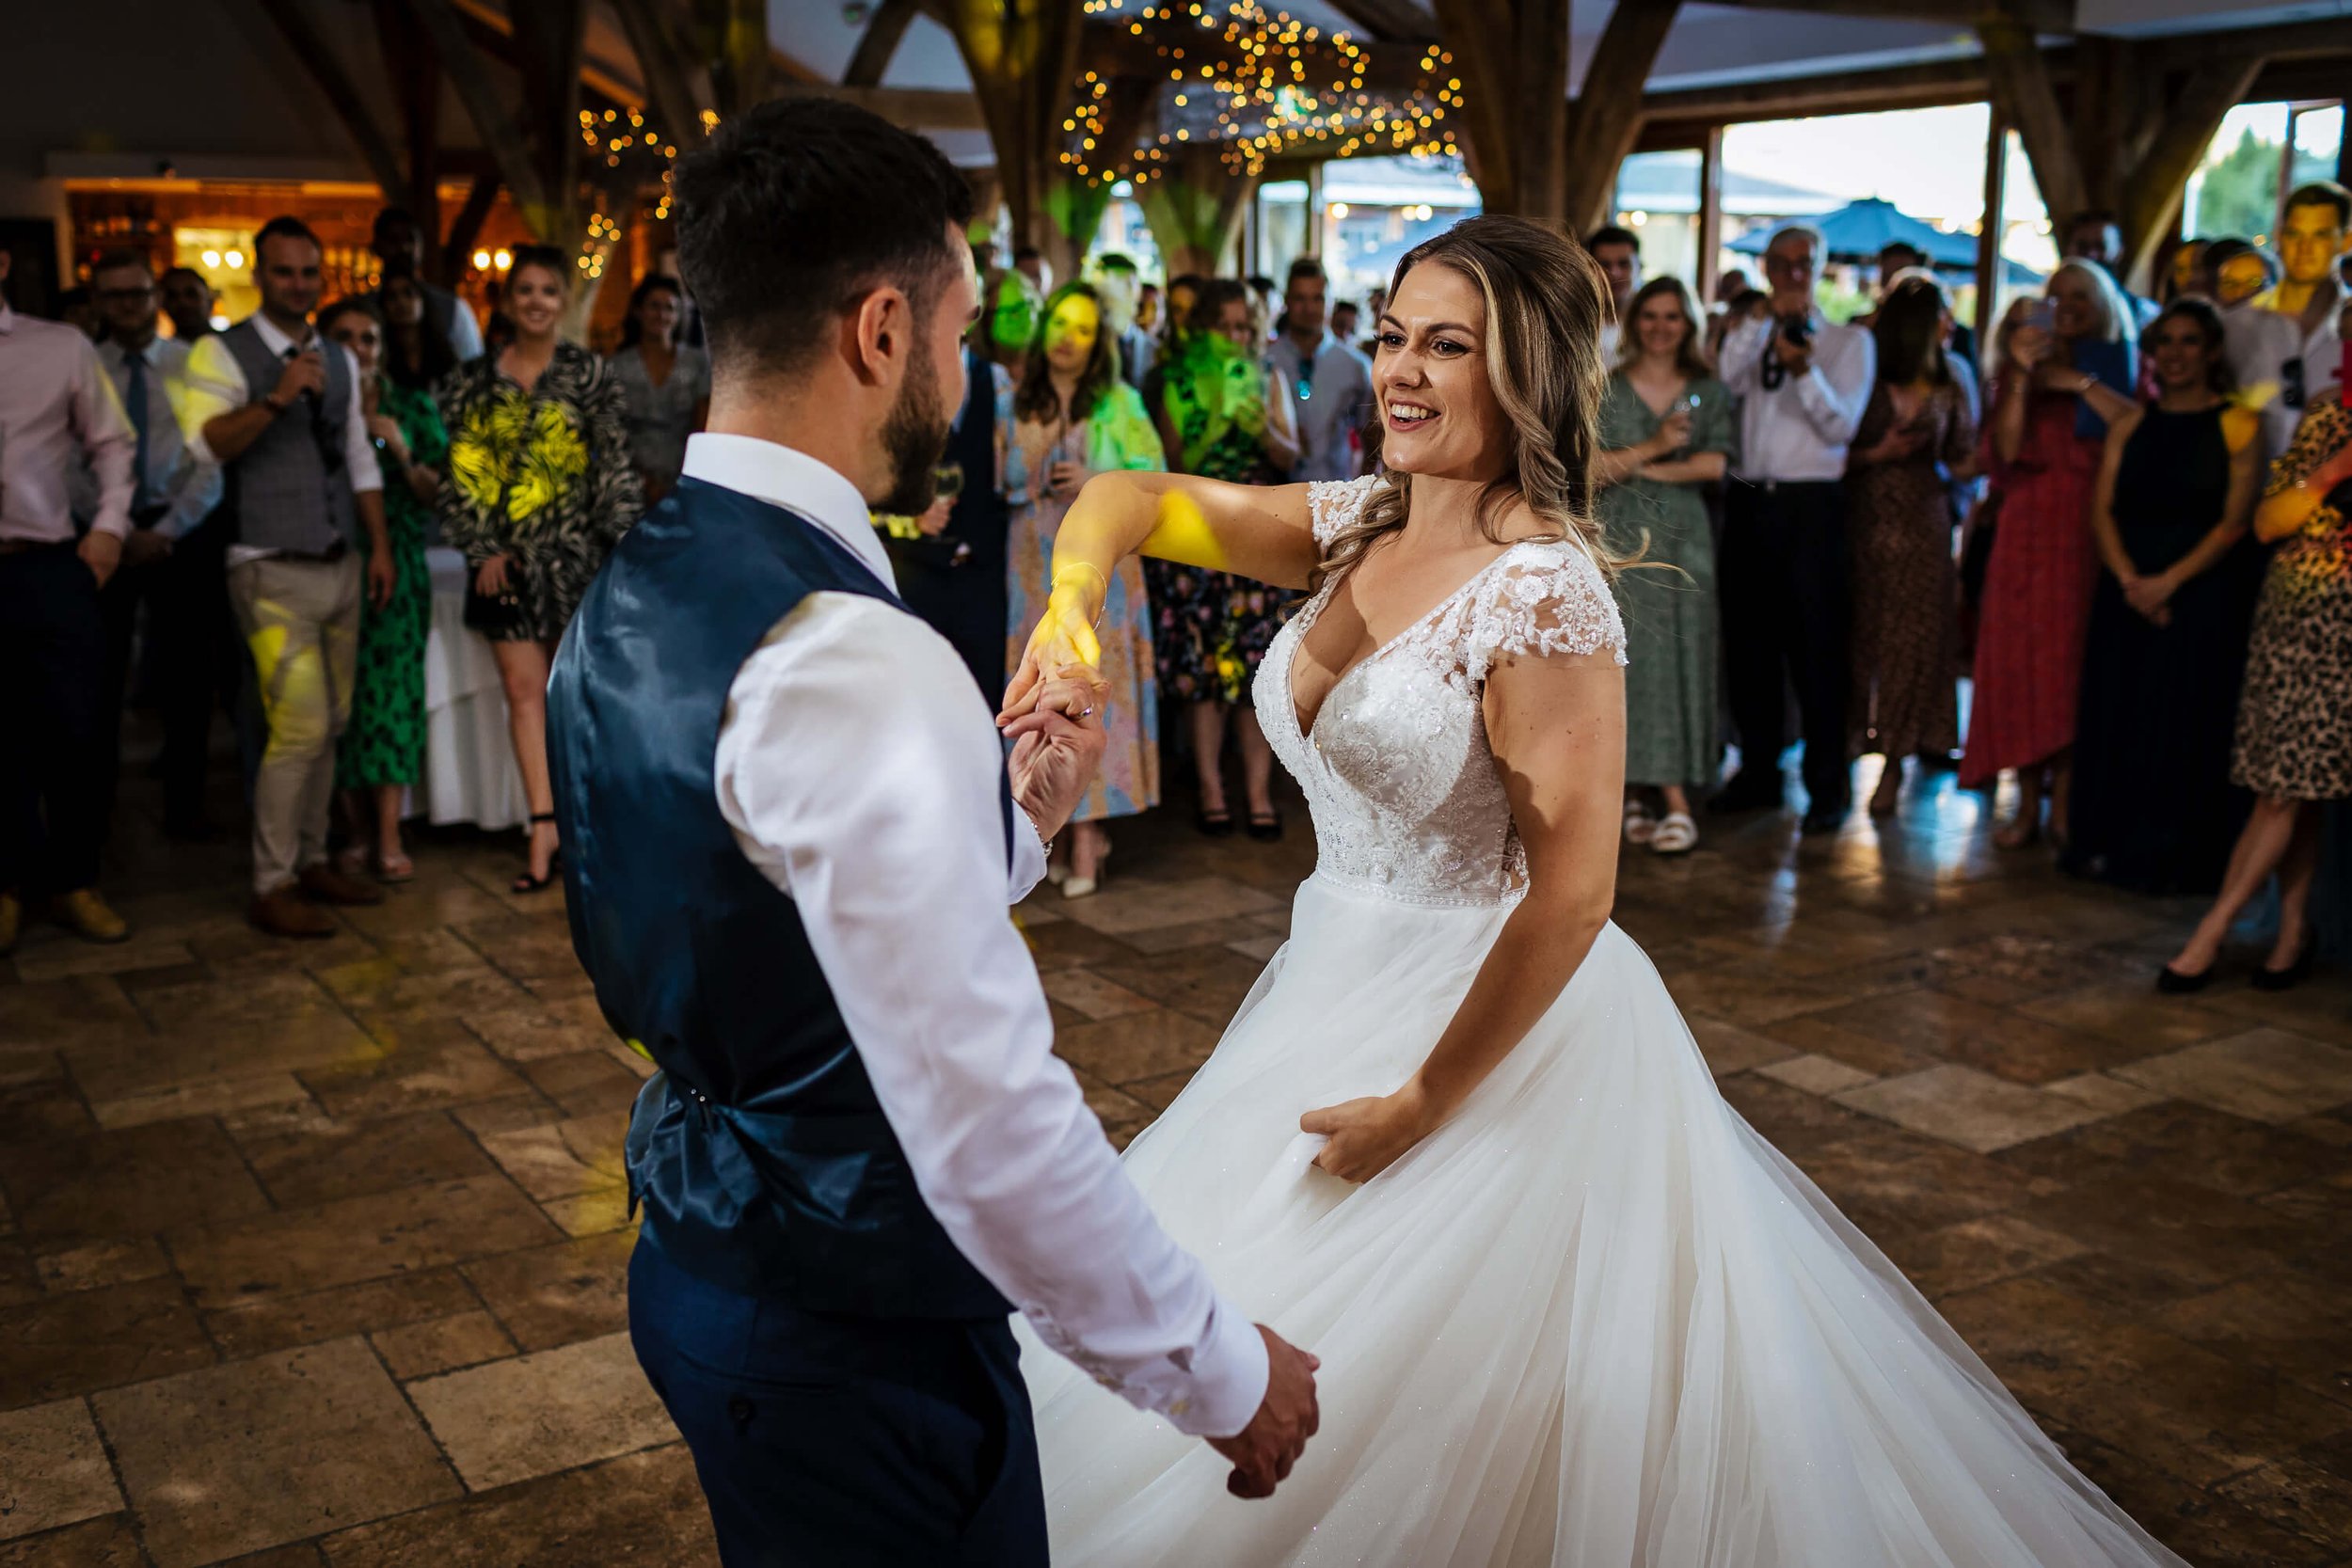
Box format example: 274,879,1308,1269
999,215,2186,1567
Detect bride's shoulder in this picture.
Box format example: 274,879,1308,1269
1307,473,1388,546
1460,537,1627,682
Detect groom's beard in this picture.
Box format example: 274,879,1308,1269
874,354,952,515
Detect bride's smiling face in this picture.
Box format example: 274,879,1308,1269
1373,263,1510,482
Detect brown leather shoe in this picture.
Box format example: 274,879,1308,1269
249,884,337,939
0,891,20,957
49,888,130,943
298,863,386,907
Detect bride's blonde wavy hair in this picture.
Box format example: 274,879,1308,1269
1316,215,1621,592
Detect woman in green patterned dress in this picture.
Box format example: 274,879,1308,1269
1593,277,1733,856
437,247,644,891
1143,278,1298,836
321,299,445,881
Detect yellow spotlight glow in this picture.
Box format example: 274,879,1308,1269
493,249,513,271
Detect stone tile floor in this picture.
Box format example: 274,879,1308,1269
5,762,2352,1565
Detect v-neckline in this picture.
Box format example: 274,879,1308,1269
1289,541,1537,742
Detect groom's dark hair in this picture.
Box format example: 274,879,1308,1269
673,97,974,385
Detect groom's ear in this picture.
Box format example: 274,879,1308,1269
848,287,913,387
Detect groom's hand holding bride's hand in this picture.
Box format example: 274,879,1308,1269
1207,1324,1322,1498
1000,562,1108,723
1002,664,1109,846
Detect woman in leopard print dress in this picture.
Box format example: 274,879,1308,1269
2163,387,2352,991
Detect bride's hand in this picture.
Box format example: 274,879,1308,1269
1000,562,1108,723
1301,1085,1436,1183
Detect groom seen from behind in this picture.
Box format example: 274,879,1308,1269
545,98,1319,1568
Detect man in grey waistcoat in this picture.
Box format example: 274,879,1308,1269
179,216,395,938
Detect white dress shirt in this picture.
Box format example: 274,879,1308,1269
1266,330,1374,483
178,313,383,566
1719,309,1878,483
692,433,1270,1439
2224,300,2321,464
90,335,221,540
0,303,134,545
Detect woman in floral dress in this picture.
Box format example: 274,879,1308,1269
1006,283,1163,896
320,299,445,881
437,246,644,891
1144,278,1298,836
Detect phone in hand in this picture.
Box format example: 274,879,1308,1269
2025,301,2057,335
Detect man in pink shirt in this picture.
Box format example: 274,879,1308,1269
0,251,137,955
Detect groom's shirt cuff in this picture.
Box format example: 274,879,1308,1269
715,595,1268,1440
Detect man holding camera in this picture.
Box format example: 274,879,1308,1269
1715,223,1876,833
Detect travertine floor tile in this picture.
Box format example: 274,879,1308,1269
461,1232,633,1353
1053,875,1280,936
319,1444,714,1566
95,1337,458,1566
2115,1029,2352,1124
1756,1053,1877,1096
371,1309,517,1381
1835,1064,2109,1152
406,1331,674,1491
476,1111,628,1202
0,1399,121,1542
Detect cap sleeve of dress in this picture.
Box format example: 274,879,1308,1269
1462,543,1629,685
1307,473,1384,547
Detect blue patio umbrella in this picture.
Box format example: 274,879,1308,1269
1730,197,2043,286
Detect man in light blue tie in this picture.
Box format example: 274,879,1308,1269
87,248,226,841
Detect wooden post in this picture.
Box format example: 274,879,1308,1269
257,0,407,200
1975,109,2007,355
1695,123,1723,304
1559,0,1683,234
373,0,443,277
611,0,715,150
845,0,919,88
1303,162,1326,266
1977,14,2087,235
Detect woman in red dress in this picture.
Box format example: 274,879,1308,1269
1961,265,2142,848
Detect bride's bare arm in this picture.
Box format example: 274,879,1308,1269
999,471,1321,718
1302,645,1625,1181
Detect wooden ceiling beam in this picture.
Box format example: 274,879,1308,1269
255,0,409,200
771,81,988,133
1315,0,1437,44
845,0,921,87
1698,0,2073,27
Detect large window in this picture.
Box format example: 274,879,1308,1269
2183,101,2346,245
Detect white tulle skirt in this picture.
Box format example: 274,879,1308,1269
1023,873,2187,1567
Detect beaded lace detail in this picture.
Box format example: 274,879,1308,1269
1263,477,1627,908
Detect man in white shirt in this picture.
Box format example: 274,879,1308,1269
1587,224,1642,365
1715,223,1877,832
2246,182,2349,455
85,249,228,841
548,99,1318,1567
1265,256,1374,482
179,217,395,939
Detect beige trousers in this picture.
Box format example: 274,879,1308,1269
228,553,362,896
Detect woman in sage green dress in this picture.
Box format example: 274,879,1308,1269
1594,277,1733,855
320,298,446,881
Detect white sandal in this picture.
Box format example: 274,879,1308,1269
1623,800,1658,847
1650,812,1698,855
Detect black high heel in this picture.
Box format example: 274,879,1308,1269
2251,935,2315,992
2155,962,2213,995
513,812,563,895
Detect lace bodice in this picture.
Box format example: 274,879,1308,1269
1256,475,1628,907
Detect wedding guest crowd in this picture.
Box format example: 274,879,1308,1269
5,174,2347,978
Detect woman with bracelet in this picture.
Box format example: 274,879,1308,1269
320,298,445,881
1005,282,1163,896
1592,277,1730,853
2164,337,2352,990
1961,263,2138,848
437,246,644,892
2067,299,2264,894
1845,274,1977,816
1145,277,1301,839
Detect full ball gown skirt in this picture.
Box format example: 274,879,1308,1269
1024,475,2187,1568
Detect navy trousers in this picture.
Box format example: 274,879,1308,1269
628,1234,1048,1568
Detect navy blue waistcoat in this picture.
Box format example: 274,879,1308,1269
548,477,1012,1321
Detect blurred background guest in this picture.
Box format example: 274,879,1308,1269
1596,277,1730,855
2204,236,2279,307
0,247,135,955
366,206,484,365
2067,298,2262,895
1961,263,2137,848
85,248,224,843
1586,224,1642,361
2164,239,2209,305
437,245,643,894
159,265,217,341
1265,257,1373,483
1147,277,1297,839
2164,387,2352,991
2062,208,2158,327
1846,273,1975,816
320,298,443,884
1007,281,1162,896
1091,252,1155,390
609,275,709,508
376,271,456,396
884,324,1019,702
1328,298,1359,348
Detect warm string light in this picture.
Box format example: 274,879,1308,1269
1064,1,1457,183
